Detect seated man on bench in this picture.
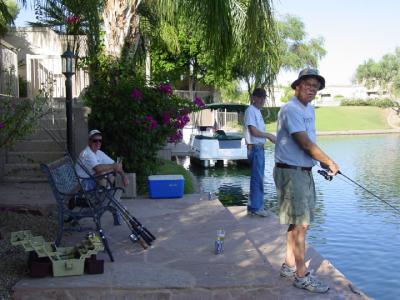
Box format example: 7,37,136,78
75,129,129,191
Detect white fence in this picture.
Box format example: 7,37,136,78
26,54,89,99
174,90,214,101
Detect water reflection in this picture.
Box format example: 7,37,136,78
177,134,400,300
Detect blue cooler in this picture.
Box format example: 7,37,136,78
148,175,184,198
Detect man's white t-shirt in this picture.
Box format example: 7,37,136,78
75,146,114,178
244,104,266,145
275,96,316,167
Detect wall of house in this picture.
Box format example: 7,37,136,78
3,27,89,99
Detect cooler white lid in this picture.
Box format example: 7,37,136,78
148,175,184,181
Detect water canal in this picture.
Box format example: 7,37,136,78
177,134,400,300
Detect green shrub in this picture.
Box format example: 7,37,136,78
341,98,395,108
340,99,369,106
261,106,280,124
369,98,395,108
0,95,48,149
84,60,202,192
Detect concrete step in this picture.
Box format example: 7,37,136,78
2,175,47,183
10,140,66,152
39,118,67,129
3,163,46,182
4,163,41,175
6,151,65,164
26,129,66,140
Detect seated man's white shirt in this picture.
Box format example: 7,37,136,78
244,104,266,145
76,146,114,178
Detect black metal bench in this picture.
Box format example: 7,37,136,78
40,155,118,261
41,155,156,261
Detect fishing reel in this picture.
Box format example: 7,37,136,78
317,169,333,181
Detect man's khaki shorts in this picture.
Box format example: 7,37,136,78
273,167,316,225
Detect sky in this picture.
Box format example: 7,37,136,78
274,0,400,86
14,0,400,86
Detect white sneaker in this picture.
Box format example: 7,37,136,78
293,272,329,293
247,209,269,217
280,263,296,278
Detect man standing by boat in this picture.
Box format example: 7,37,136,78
274,69,339,293
244,88,276,217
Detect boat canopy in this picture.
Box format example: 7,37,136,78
204,103,248,112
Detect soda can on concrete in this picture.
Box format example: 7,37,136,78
214,229,225,254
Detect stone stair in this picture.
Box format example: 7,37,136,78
3,109,67,182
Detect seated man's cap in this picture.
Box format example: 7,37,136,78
291,68,325,90
251,87,267,98
88,129,101,139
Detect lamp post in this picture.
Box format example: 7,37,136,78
61,44,76,156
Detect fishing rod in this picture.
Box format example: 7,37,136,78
74,153,155,249
318,169,400,214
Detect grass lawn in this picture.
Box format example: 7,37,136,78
266,106,391,132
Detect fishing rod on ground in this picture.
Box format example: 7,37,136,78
69,138,156,248
318,169,400,215
74,158,155,248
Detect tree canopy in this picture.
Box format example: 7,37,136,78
149,13,326,96
0,0,19,36
276,14,326,72
354,47,400,97
31,0,279,84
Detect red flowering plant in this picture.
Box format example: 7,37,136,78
62,14,83,58
84,62,203,190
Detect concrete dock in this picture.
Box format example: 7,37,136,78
3,186,370,300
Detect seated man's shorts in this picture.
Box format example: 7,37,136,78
273,167,316,225
81,178,96,191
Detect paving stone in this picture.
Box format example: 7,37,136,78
3,190,371,299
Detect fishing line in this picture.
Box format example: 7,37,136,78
318,169,400,215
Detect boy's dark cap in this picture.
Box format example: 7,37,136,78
251,88,267,98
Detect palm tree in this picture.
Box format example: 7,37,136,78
0,0,22,36
30,0,280,93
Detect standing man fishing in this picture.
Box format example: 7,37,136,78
274,69,339,293
244,88,276,217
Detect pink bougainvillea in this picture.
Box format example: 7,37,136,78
131,88,143,101
193,96,205,108
162,112,171,125
168,130,183,143
158,83,173,95
65,16,80,23
144,115,158,130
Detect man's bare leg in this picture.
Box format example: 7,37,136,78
284,224,296,267
292,224,308,277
